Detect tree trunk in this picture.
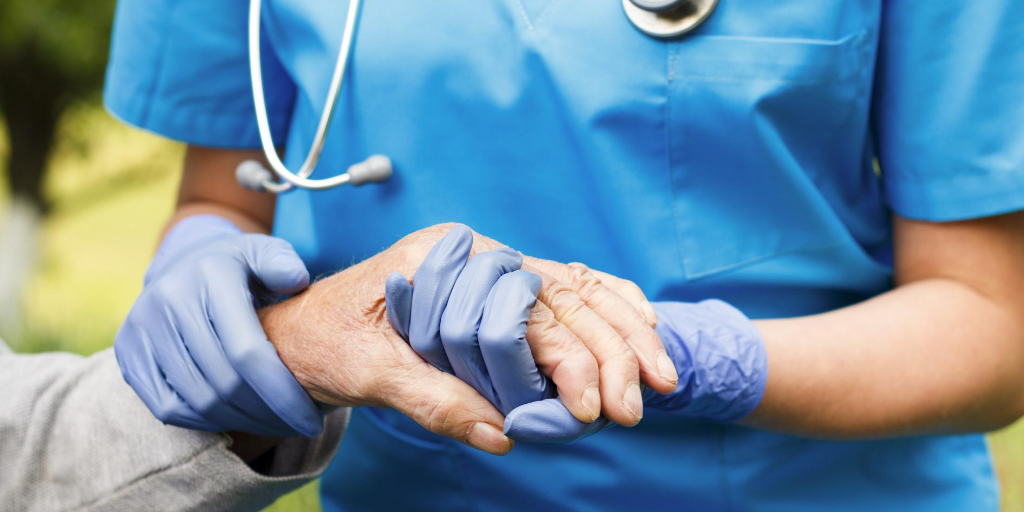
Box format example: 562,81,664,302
0,45,66,214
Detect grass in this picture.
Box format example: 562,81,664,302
1,105,1022,511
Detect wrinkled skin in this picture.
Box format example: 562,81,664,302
260,224,675,455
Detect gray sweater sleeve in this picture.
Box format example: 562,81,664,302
0,340,349,512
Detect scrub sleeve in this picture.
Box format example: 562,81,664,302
873,2,1024,221
104,0,294,148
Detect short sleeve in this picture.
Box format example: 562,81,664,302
103,0,295,148
873,2,1024,221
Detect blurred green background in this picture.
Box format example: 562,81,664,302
0,1,1022,511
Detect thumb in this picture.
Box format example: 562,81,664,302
246,235,311,295
385,272,413,341
505,398,612,444
383,361,513,456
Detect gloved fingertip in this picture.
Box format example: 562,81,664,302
295,413,326,439
385,273,413,341
518,270,543,296
257,251,311,294
446,223,473,241
386,272,411,292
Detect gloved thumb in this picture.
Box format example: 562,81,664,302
385,272,413,341
504,397,611,443
246,235,311,295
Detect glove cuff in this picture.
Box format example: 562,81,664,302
144,214,242,287
646,300,768,422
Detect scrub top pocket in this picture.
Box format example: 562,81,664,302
666,31,875,279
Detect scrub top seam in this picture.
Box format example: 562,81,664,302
532,0,562,27
665,41,688,280
513,0,535,30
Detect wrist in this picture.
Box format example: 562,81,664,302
645,300,768,422
258,289,339,406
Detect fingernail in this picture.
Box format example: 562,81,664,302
641,300,658,327
622,383,644,425
656,351,679,386
468,422,513,455
582,384,601,421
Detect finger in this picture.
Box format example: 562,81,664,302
525,302,602,423
173,294,303,436
565,263,677,394
385,272,414,341
589,269,658,327
141,301,286,436
523,257,657,327
208,264,324,438
440,249,522,410
114,321,214,432
244,235,311,295
478,270,553,413
505,398,612,444
528,266,644,427
408,224,474,373
381,359,513,456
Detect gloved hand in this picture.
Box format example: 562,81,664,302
114,215,323,438
385,225,556,415
504,300,768,442
386,226,767,443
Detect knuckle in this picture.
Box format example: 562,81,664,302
440,318,477,349
478,325,521,355
424,396,458,435
552,354,599,386
194,393,220,418
604,350,640,374
544,284,583,315
225,339,261,369
152,404,174,424
567,263,612,307
533,320,571,351
196,256,227,278
149,283,179,308
220,374,248,402
151,396,179,424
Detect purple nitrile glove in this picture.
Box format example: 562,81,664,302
115,214,323,438
504,300,768,442
385,225,552,414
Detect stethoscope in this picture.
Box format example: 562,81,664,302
236,0,719,193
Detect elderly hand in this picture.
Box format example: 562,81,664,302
384,224,677,429
386,227,767,443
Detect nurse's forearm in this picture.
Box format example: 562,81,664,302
164,146,277,238
743,213,1024,438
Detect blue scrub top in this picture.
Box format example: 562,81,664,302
106,1,1024,510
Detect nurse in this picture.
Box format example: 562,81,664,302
105,1,1024,511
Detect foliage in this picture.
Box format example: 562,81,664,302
0,0,117,210
0,0,115,90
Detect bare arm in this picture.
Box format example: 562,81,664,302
744,212,1024,437
168,145,276,235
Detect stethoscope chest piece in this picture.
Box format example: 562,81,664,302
622,0,719,39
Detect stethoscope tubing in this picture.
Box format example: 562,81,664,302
247,0,362,192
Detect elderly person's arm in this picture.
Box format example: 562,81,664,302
0,339,347,512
